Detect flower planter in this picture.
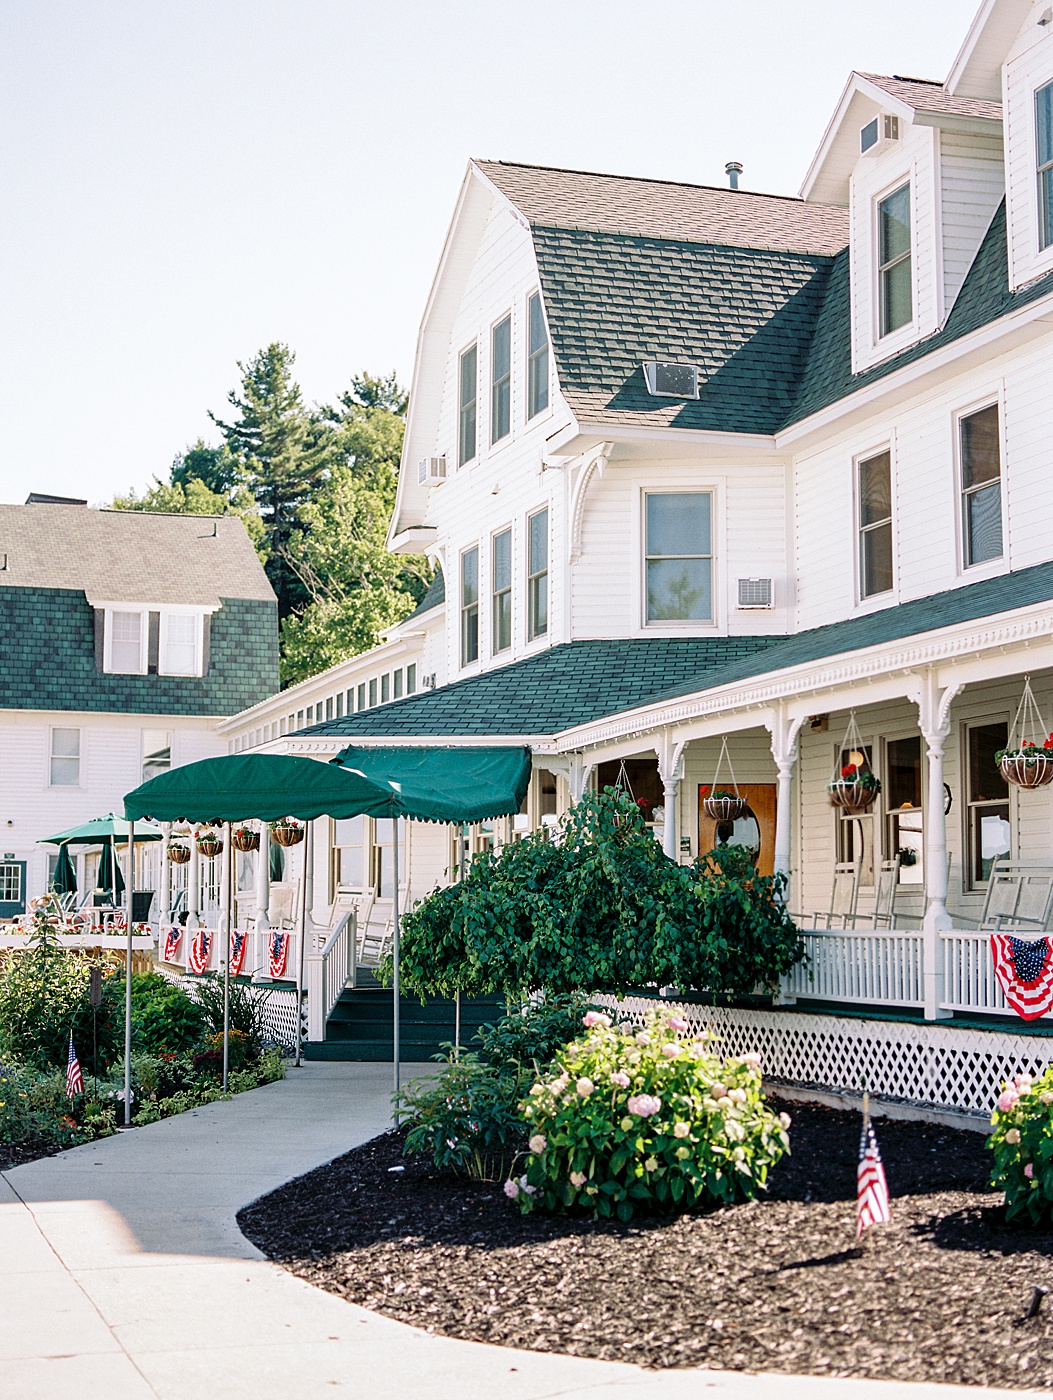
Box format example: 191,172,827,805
270,823,304,848
999,753,1053,789
828,778,880,813
703,795,749,822
167,843,191,865
195,833,223,859
231,829,260,852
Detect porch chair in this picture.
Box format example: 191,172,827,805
979,862,1053,933
803,859,862,929
868,855,902,929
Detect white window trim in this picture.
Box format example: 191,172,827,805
525,506,550,647
853,438,898,610
525,288,552,426
638,486,719,632
158,610,204,677
103,607,148,675
871,173,918,358
490,522,513,657
490,311,513,448
953,389,1008,580
459,542,481,671
94,602,210,677
457,342,478,469
48,726,82,789
1035,75,1053,259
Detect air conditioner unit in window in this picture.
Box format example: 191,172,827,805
420,672,437,690
737,577,773,609
642,361,700,399
860,114,900,156
417,456,446,487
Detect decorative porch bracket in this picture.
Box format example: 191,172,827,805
567,754,595,803
657,733,688,861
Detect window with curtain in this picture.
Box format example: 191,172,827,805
960,403,1002,567
492,527,512,653
491,314,511,443
644,492,713,622
858,450,893,598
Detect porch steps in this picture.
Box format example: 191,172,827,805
304,969,506,1061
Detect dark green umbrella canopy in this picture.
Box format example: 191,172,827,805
50,843,77,896
97,839,125,898
269,840,285,882
124,748,532,826
38,814,163,846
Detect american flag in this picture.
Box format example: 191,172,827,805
66,1033,84,1099
857,1116,890,1239
991,934,1053,1021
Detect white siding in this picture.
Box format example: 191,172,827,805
1004,15,1053,290
940,129,1005,314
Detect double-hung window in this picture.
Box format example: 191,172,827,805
527,509,548,641
644,491,713,623
858,450,893,598
526,292,549,420
160,613,198,675
1038,80,1053,251
491,315,511,444
960,403,1002,568
110,610,145,673
878,183,912,337
458,344,477,466
492,527,512,653
50,728,80,787
966,721,1010,888
461,546,479,664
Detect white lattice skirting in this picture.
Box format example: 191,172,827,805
599,997,1053,1118
161,969,303,1054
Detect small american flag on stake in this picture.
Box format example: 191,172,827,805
66,1032,84,1099
857,1092,890,1239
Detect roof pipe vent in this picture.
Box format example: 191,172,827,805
725,161,743,190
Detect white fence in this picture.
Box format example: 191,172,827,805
780,927,1052,1023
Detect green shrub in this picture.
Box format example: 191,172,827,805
191,974,272,1056
988,1067,1053,1224
474,993,594,1072
512,1007,790,1220
399,1052,526,1181
0,943,122,1074
129,973,205,1053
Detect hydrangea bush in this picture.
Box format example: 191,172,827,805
509,1008,790,1220
988,1066,1053,1224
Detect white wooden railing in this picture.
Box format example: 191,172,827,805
305,910,356,1041
779,927,1052,1023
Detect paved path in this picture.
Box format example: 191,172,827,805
0,1063,1035,1400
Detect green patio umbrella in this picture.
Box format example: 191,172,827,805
96,839,125,899
38,814,163,847
50,842,77,896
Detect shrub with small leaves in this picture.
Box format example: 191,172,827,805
511,1008,790,1220
988,1066,1053,1224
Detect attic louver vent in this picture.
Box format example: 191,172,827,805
642,361,699,399
737,577,773,609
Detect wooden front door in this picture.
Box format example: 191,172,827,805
698,783,777,877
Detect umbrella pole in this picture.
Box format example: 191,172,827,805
124,821,134,1128
392,812,400,1121
221,823,232,1092
294,822,311,1067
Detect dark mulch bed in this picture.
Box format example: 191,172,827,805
0,1141,62,1171
239,1099,1053,1388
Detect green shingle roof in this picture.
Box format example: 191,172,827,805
301,638,781,739
403,567,445,620
300,560,1053,742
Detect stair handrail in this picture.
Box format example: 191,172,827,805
320,908,356,1029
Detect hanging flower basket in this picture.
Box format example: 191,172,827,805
167,842,191,865
701,786,749,822
231,826,260,852
828,767,881,812
998,749,1053,789
195,830,223,859
270,818,304,848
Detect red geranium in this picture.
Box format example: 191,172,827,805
841,763,858,778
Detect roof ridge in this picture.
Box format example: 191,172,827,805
857,71,944,87
474,158,834,209
531,220,839,260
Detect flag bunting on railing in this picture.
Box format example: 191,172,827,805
991,933,1053,1020
188,929,212,975
229,930,247,977
269,931,289,979
163,926,181,962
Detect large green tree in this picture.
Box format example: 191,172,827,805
111,439,265,550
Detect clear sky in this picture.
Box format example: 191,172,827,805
0,0,979,506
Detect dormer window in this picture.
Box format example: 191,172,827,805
878,183,912,337
1038,81,1053,251
99,606,207,677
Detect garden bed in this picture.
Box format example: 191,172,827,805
239,1098,1053,1389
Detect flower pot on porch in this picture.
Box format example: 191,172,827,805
167,843,191,865
231,828,260,852
195,833,223,859
703,794,749,822
999,752,1053,789
270,821,304,848
827,777,880,813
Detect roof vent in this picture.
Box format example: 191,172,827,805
642,362,699,400
860,114,899,156
725,161,743,190
737,577,773,609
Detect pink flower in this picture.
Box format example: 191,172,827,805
1024,1163,1035,1179
569,1170,587,1188
627,1093,662,1118
528,1134,547,1155
576,1077,595,1098
740,1051,762,1068
997,1089,1019,1113
583,1010,611,1029
503,1179,519,1199
1014,1073,1033,1090
779,1112,792,1130
662,1043,680,1059
610,1070,631,1089
667,1015,688,1032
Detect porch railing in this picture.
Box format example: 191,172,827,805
779,927,1052,1023
306,909,356,1041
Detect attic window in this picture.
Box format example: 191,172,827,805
642,362,699,399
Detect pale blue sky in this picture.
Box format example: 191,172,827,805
0,0,978,505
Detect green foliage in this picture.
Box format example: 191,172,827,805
112,441,265,550
129,972,205,1053
396,789,803,1001
190,974,273,1056
0,938,121,1074
0,1062,85,1148
988,1066,1053,1224
474,994,594,1071
514,1007,790,1220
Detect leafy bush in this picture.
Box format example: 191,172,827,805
512,1007,791,1220
191,974,273,1056
0,942,121,1073
129,972,205,1053
396,788,803,1001
474,993,594,1072
988,1067,1053,1224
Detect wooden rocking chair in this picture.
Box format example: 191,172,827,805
979,862,1053,933
868,855,902,929
803,859,862,929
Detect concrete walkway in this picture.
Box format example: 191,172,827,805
0,1063,1035,1400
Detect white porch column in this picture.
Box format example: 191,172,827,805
254,822,271,979
186,827,201,932
917,672,961,935
657,734,687,862
568,754,595,804
158,822,171,935
767,708,806,884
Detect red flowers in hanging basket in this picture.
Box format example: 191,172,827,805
195,830,223,859
828,769,880,812
703,788,749,822
231,826,260,852
269,817,305,848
